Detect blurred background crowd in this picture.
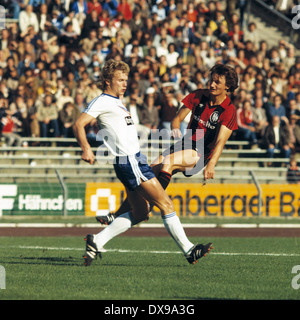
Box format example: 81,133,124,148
0,0,299,167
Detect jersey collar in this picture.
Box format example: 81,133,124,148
208,94,230,109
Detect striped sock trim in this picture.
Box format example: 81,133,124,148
160,170,172,179
162,211,177,220
158,170,172,189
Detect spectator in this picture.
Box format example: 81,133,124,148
47,0,68,15
209,10,228,35
141,87,160,131
283,45,296,72
263,115,291,165
102,18,118,39
152,0,167,22
0,29,12,59
46,70,58,95
87,0,102,16
19,5,39,34
286,98,300,124
244,22,260,51
267,94,288,124
102,0,118,18
252,98,268,140
269,47,281,68
55,53,68,79
236,100,258,147
27,97,40,137
287,158,300,184
63,11,81,36
19,68,39,102
226,39,237,59
5,68,19,98
0,101,22,146
0,51,7,70
117,0,133,21
37,94,60,137
244,40,256,62
37,4,50,35
49,9,64,34
9,95,30,136
59,102,80,138
202,26,217,47
159,90,179,134
65,71,78,98
165,43,180,69
74,90,86,113
81,9,100,39
28,0,45,11
72,0,88,17
56,86,74,111
178,38,195,66
9,0,27,20
85,82,102,102
89,43,105,67
187,2,198,24
153,26,174,47
126,92,151,140
288,114,300,155
156,38,169,59
59,22,79,50
17,53,35,76
111,30,126,53
168,9,180,36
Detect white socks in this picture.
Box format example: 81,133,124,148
94,211,194,255
162,212,194,254
94,211,134,250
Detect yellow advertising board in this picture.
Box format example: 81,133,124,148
85,182,300,218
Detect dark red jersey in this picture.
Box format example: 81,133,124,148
181,89,238,161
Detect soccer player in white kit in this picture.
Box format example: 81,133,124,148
73,59,212,266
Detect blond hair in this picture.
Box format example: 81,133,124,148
98,59,130,91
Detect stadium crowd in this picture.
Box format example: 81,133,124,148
0,0,300,166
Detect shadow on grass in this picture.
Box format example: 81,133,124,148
2,255,192,269
3,255,81,267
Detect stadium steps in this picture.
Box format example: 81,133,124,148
0,139,293,184
0,162,289,184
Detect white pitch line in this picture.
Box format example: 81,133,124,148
8,245,300,258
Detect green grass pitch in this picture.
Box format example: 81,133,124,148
0,236,300,301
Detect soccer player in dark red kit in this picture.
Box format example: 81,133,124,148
97,63,239,224
156,63,239,186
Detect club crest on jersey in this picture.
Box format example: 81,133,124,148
209,111,220,125
125,116,134,125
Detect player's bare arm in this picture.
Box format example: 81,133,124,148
170,105,191,138
73,113,95,165
204,124,232,180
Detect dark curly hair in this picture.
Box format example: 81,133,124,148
209,64,239,93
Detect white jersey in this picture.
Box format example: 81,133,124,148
84,93,140,156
